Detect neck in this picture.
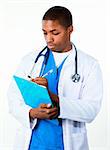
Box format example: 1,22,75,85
61,42,72,53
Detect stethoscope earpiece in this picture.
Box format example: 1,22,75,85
71,73,80,83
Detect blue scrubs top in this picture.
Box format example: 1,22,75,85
29,50,66,150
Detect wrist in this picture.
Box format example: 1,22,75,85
29,108,35,119
48,90,59,103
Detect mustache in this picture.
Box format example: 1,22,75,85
47,42,54,45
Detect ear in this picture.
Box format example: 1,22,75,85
68,25,73,34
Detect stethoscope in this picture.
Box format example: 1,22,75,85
28,44,80,83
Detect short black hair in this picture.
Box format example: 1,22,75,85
42,6,73,28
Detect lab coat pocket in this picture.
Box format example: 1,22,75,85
13,127,32,150
66,80,82,99
72,132,89,150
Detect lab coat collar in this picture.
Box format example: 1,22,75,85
61,43,76,66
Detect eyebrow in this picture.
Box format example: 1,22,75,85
42,29,57,32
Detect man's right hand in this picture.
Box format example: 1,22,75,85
29,104,59,120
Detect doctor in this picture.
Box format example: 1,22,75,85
7,6,103,150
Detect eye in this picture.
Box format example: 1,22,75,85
52,32,60,35
43,32,47,35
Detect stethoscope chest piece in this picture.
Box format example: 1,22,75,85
71,73,80,83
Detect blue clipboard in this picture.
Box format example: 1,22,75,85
13,75,59,125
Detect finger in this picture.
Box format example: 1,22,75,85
31,78,35,82
34,80,47,86
39,108,49,113
39,104,47,108
32,77,48,87
31,78,42,83
40,103,51,108
49,111,59,119
47,103,52,108
34,77,46,82
35,80,46,85
46,107,58,114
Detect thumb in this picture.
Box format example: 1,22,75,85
39,104,47,108
47,103,52,108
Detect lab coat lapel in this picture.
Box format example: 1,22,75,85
30,51,46,78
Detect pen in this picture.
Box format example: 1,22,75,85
28,69,53,79
28,75,32,80
42,69,53,77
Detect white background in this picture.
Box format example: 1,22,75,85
0,0,110,150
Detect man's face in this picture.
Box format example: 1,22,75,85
42,20,73,52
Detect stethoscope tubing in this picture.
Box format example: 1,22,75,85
28,44,80,82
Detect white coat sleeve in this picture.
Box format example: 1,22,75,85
59,62,103,123
7,55,37,129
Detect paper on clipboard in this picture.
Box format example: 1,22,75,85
13,75,59,125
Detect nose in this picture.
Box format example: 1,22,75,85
46,34,54,43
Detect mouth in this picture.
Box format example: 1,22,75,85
47,44,55,49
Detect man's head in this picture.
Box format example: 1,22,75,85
43,6,72,28
42,6,73,52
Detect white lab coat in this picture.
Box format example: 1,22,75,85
7,47,103,150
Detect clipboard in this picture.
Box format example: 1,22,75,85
13,75,59,125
